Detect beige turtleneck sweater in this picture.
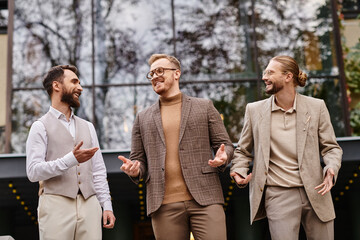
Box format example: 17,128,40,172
160,93,193,204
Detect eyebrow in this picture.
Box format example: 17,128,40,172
150,67,162,71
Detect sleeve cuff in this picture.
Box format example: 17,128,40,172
102,201,113,212
63,151,79,167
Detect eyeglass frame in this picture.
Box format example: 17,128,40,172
262,70,288,77
146,67,178,80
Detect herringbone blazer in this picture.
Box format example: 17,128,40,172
130,93,234,216
231,94,342,224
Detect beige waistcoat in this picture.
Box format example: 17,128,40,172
39,112,96,199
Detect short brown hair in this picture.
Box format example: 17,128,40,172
271,55,307,87
43,65,78,96
148,54,181,70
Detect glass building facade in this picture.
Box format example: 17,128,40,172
3,0,349,153
1,1,360,240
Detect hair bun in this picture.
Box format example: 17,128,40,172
298,71,308,87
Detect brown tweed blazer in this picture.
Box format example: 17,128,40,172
129,93,234,216
231,94,342,224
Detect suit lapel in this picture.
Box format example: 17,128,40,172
296,94,310,166
179,94,191,143
259,96,272,170
152,100,166,145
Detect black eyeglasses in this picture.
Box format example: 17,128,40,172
146,67,177,80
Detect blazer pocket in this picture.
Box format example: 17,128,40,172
201,166,218,174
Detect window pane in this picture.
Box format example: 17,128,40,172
255,0,337,76
11,90,49,153
0,9,8,30
96,0,173,85
342,0,360,11
96,85,157,149
174,0,256,80
12,0,93,88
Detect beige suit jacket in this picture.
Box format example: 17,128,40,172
130,93,234,216
231,94,342,224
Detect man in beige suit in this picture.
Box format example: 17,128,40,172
230,55,342,240
26,65,115,240
118,54,234,240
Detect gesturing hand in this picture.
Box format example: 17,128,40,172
315,168,335,195
73,141,99,163
230,172,252,185
208,144,228,168
118,155,140,177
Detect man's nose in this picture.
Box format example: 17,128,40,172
151,73,160,81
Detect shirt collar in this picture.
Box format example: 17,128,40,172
49,106,74,121
271,93,297,113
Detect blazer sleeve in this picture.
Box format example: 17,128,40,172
318,100,342,183
129,114,148,184
207,100,234,171
230,104,254,187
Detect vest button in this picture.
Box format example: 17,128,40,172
78,181,81,185
78,172,80,175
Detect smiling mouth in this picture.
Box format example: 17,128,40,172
154,81,163,87
265,81,273,86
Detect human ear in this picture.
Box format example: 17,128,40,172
52,81,61,92
174,69,181,81
285,72,293,83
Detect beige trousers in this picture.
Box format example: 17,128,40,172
265,186,334,240
38,194,102,240
151,200,226,240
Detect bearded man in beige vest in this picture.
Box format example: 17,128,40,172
118,54,234,240
26,65,115,240
230,56,342,240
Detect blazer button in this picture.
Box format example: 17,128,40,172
161,167,164,171
260,188,263,192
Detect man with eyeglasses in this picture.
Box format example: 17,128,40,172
230,55,342,239
118,54,234,240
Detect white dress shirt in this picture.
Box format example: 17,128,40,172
26,106,113,211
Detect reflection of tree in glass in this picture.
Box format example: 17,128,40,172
255,0,334,72
173,0,251,77
11,0,149,151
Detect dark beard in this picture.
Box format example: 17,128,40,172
265,82,284,95
61,89,80,108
